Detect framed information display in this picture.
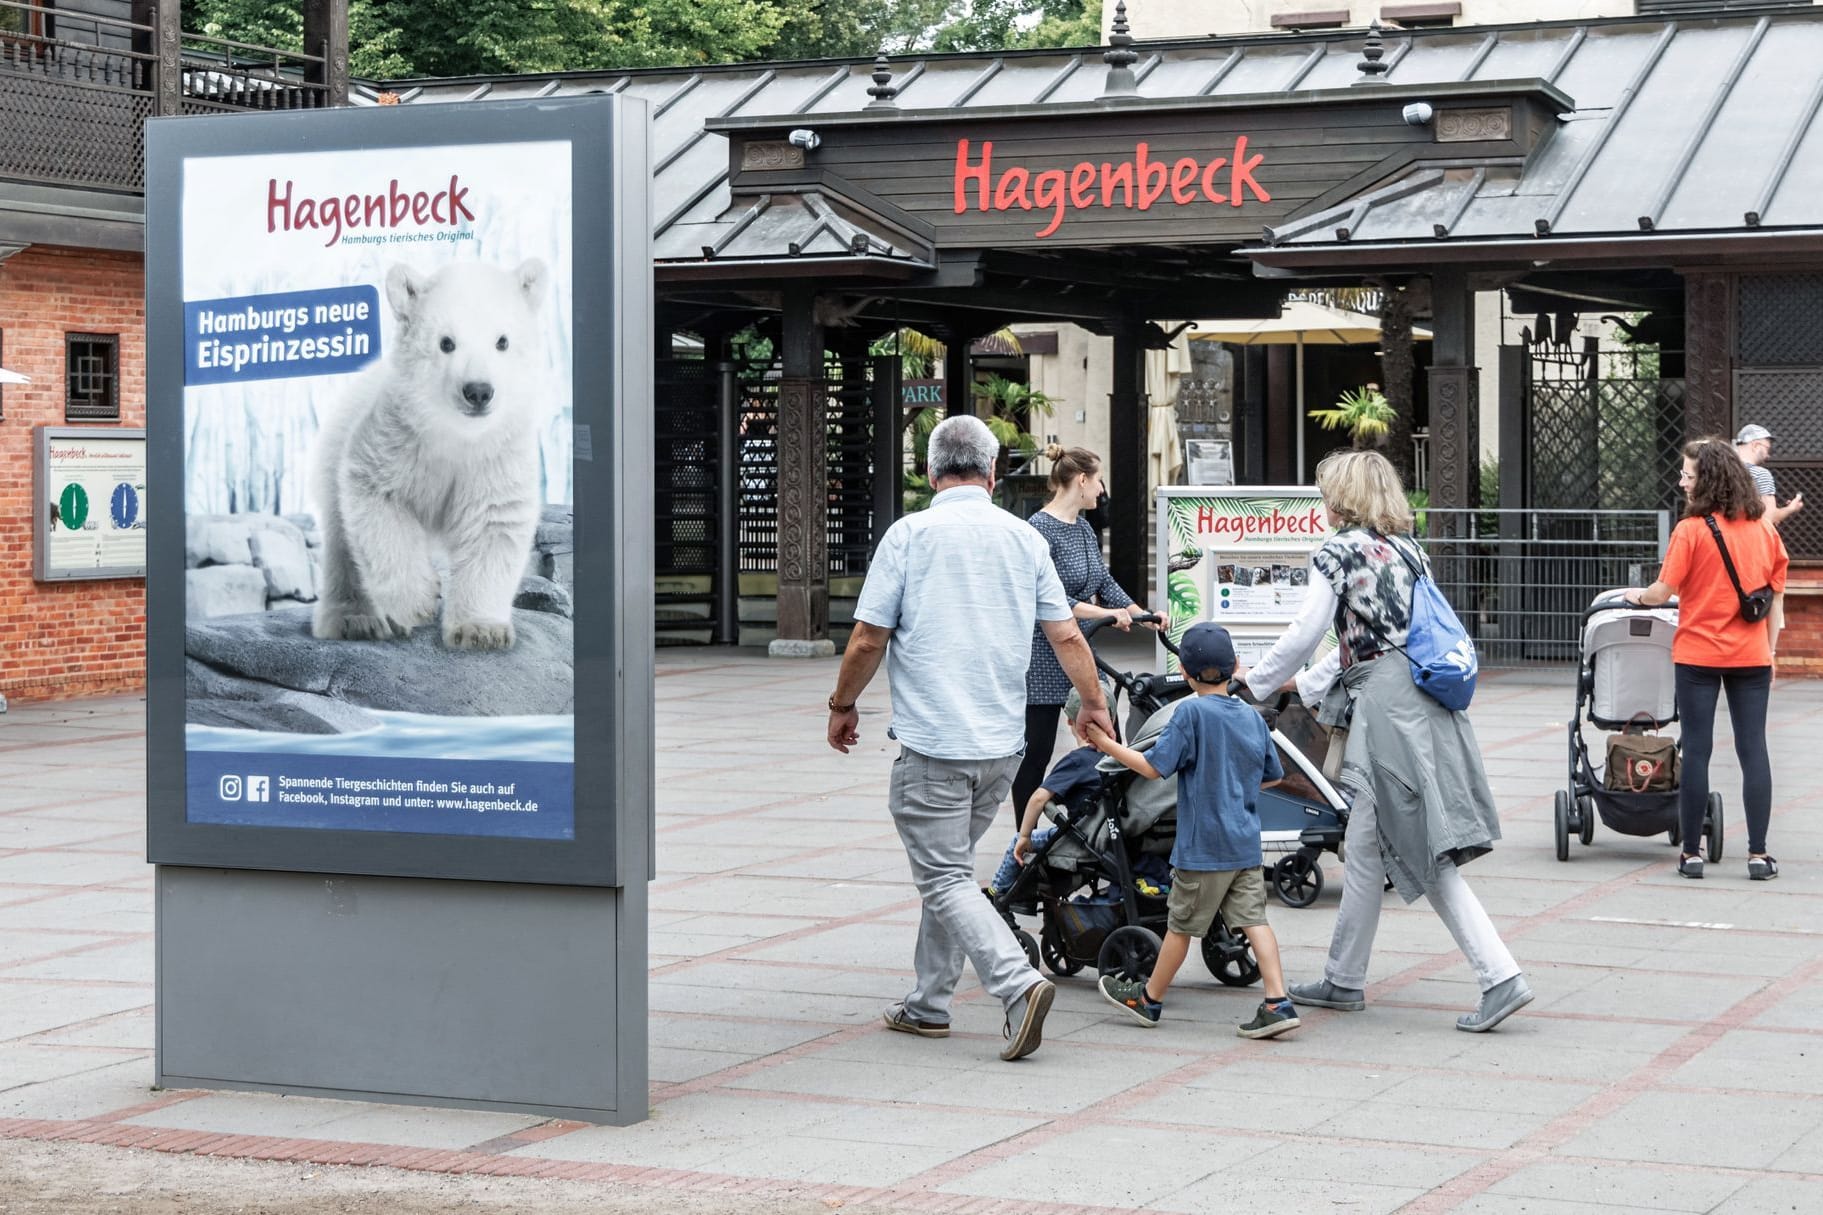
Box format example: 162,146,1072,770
1154,485,1328,671
144,97,652,886
33,426,148,581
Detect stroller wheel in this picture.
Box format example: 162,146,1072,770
1668,828,1680,845
1200,917,1260,988
1271,853,1324,908
1015,928,1041,973
1041,927,1084,977
1576,795,1596,846
1553,790,1571,862
1705,792,1725,863
1097,926,1161,983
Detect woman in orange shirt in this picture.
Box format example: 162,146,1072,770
1627,439,1788,881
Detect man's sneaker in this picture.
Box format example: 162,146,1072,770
1238,999,1301,1040
1287,979,1366,1011
882,1005,949,1038
1678,854,1705,880
1098,973,1161,1027
1749,855,1779,881
1000,978,1055,1061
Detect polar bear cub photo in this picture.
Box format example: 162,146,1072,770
312,258,549,651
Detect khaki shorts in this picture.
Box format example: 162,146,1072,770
1166,866,1268,935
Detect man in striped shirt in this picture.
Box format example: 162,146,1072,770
1736,424,1803,528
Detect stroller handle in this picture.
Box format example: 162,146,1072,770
1079,611,1164,640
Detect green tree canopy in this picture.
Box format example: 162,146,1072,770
182,0,1102,79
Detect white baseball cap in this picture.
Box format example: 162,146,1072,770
1735,424,1773,444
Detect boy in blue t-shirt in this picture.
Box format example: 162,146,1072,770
1085,622,1299,1040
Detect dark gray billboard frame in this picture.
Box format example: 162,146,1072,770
144,97,655,1124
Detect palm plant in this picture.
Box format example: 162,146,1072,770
1309,383,1395,449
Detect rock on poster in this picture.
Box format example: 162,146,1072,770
179,141,575,840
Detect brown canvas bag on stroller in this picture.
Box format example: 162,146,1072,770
1605,715,1679,794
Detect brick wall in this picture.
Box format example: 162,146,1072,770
0,245,146,702
1778,572,1823,678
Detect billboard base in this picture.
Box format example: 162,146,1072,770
155,865,648,1125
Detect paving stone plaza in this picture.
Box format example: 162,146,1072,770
1,635,1820,1213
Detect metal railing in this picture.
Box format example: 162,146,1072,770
1419,508,1671,667
0,0,329,191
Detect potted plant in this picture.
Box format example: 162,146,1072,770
1308,382,1394,450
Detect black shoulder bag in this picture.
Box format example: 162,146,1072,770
1703,515,1773,623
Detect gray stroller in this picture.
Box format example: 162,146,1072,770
1555,589,1723,862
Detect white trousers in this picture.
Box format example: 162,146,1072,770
1324,794,1521,993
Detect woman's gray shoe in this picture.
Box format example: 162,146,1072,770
1457,975,1533,1033
1288,979,1366,1011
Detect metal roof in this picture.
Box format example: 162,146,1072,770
366,9,1823,272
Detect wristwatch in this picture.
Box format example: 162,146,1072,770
828,694,856,713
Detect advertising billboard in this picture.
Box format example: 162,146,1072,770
33,426,148,581
145,98,651,886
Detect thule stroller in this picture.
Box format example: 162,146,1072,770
986,615,1348,988
1555,589,1723,862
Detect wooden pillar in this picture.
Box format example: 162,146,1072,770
303,0,351,107
1108,325,1148,599
772,287,830,655
943,331,973,417
1426,269,1479,526
871,353,902,546
150,0,180,116
1683,271,1734,440
715,337,740,647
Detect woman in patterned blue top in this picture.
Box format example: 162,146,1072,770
1011,444,1165,819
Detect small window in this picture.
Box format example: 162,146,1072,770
66,333,120,422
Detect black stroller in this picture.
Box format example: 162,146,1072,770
986,614,1341,986
1555,590,1723,862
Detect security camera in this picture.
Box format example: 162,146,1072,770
787,128,821,151
1402,102,1434,126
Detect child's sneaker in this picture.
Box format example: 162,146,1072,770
1098,973,1161,1027
1237,998,1301,1039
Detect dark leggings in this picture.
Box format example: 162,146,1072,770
1674,663,1773,856
1011,703,1063,825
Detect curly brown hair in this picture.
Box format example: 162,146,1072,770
1683,437,1765,521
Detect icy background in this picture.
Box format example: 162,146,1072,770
181,140,575,515
187,711,574,761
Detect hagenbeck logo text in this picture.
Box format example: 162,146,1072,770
1195,505,1326,539
267,176,474,248
953,137,1270,239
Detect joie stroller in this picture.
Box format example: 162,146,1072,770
986,614,1346,989
1555,589,1723,862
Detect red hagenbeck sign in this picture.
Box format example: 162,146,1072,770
1194,505,1326,539
953,136,1270,240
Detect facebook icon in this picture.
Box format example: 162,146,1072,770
246,775,270,803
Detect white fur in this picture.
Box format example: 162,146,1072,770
312,259,548,651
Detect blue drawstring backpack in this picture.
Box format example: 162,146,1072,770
1341,533,1479,712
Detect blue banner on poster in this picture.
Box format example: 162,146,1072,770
183,285,382,386
185,751,573,839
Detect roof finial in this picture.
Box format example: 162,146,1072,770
865,53,898,109
1102,0,1139,100
1355,20,1390,84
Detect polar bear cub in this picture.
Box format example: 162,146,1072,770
312,258,548,651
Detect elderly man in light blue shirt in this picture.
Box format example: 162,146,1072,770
827,415,1113,1062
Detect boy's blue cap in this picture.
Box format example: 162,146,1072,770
1179,622,1237,680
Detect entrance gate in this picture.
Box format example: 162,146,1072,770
655,355,890,645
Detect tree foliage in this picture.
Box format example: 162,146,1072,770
182,0,1102,78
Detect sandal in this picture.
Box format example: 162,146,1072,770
1749,855,1779,882
1677,854,1704,880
